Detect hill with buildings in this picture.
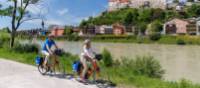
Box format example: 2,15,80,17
79,2,200,36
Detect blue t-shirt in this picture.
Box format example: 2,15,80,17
42,39,56,52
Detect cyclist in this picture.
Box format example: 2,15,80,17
42,34,58,68
80,39,97,83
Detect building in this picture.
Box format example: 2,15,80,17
113,23,126,35
108,0,200,11
96,25,113,34
162,18,200,35
50,26,65,37
17,28,48,36
196,17,200,35
108,0,170,11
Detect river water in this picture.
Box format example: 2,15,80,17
28,39,200,83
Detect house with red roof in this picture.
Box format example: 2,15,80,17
50,26,65,37
163,18,198,35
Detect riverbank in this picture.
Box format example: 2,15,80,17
18,34,200,45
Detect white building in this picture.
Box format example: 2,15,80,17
108,0,172,11
95,25,113,34
108,0,200,11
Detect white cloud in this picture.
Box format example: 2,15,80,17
57,9,69,16
27,5,48,15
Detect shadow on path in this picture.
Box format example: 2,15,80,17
44,73,117,88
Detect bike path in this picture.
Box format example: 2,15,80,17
0,59,98,88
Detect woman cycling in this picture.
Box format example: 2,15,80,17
80,39,96,83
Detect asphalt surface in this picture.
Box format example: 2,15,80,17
0,59,98,88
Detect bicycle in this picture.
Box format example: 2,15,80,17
36,49,63,75
73,54,102,82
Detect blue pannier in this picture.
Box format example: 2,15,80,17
72,61,81,72
35,56,42,65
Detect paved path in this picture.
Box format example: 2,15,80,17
0,59,98,88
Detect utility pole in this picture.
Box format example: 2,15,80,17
41,19,45,30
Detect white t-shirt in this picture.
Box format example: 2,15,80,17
82,45,95,59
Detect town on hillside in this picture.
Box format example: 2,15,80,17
17,0,200,38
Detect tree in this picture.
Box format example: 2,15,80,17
152,8,165,20
0,0,40,48
188,0,195,2
64,26,73,35
187,4,200,17
148,20,163,34
138,8,153,22
1,27,11,33
124,12,134,26
123,9,138,26
147,20,163,41
165,10,177,20
174,0,179,3
135,22,148,35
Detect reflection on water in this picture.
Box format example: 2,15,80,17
27,39,200,83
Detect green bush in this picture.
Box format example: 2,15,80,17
102,48,113,67
0,40,3,48
0,32,10,42
67,34,79,41
177,39,186,45
13,43,39,53
149,33,161,41
132,56,165,78
158,36,177,44
0,31,10,48
178,79,194,88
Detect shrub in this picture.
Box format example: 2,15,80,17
0,39,3,48
149,33,161,41
132,56,165,78
13,43,39,53
0,31,10,48
102,48,113,67
67,34,79,41
0,32,10,42
158,35,177,44
177,39,186,45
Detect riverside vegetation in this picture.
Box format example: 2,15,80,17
18,34,200,45
1,31,200,88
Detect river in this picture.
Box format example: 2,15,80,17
27,39,200,83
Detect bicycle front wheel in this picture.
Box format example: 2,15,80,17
38,65,48,75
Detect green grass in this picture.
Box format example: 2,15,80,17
0,48,37,65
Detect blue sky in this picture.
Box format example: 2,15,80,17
0,0,188,30
0,0,107,30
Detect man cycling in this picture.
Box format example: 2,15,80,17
80,39,97,83
42,34,58,68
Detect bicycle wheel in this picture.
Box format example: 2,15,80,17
38,65,48,75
